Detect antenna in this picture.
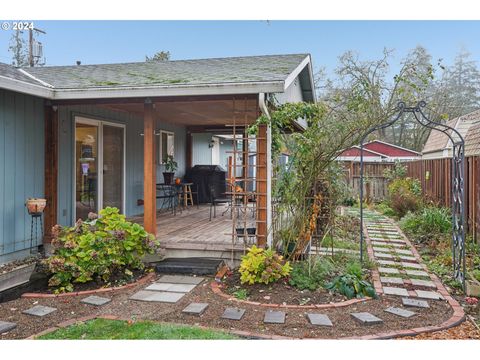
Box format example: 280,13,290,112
28,27,46,67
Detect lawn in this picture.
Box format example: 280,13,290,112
38,318,239,340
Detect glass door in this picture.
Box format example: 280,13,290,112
102,124,124,210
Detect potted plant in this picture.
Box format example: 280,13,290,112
163,155,178,184
25,198,47,215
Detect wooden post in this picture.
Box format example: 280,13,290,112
256,124,268,247
143,99,156,236
44,102,58,243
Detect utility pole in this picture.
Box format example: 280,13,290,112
28,27,46,67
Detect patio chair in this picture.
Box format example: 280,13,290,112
209,184,232,221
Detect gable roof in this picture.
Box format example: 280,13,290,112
364,140,420,157
339,146,386,158
465,121,480,157
0,54,315,101
422,109,480,154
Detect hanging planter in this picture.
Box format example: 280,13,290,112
25,198,47,216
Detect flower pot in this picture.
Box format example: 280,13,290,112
0,262,36,292
25,198,47,215
163,172,175,184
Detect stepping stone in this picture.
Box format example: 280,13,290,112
384,307,416,318
157,275,204,285
306,313,333,327
375,252,394,259
145,283,197,293
402,297,430,308
264,310,286,324
380,276,404,285
0,321,16,333
383,286,410,297
129,290,185,303
350,312,383,325
377,260,397,266
81,295,111,306
222,307,246,321
395,249,414,255
371,241,390,246
401,262,423,269
398,256,417,262
405,269,429,277
373,247,392,253
378,267,400,274
414,290,444,300
182,302,209,315
22,305,57,317
410,279,436,288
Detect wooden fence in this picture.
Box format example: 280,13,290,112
343,161,394,202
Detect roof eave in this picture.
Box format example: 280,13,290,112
0,75,54,98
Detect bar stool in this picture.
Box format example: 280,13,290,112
183,183,194,207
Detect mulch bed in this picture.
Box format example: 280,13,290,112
401,319,480,340
0,274,455,340
222,272,346,305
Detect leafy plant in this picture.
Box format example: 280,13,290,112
164,155,178,172
289,258,335,291
231,288,248,300
387,177,422,217
400,206,451,243
239,245,291,285
375,201,397,217
383,161,407,181
44,207,159,293
325,273,376,299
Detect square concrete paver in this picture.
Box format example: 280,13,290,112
0,321,16,333
401,262,423,269
373,247,392,253
384,307,416,318
182,303,209,315
377,260,397,266
395,249,414,255
145,283,197,293
378,267,400,274
22,305,57,317
398,256,418,262
414,290,444,300
375,252,394,259
157,275,204,285
402,297,430,308
264,310,286,324
306,313,333,327
382,286,410,297
410,279,436,288
81,295,112,306
129,290,185,303
222,307,246,321
405,269,430,278
350,312,383,325
380,276,404,285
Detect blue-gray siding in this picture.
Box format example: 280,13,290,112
0,89,44,262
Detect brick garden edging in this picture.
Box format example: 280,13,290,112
20,272,156,299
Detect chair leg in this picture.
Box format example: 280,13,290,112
214,203,216,218
209,203,212,221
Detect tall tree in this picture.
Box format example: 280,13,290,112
145,51,171,62
8,29,28,67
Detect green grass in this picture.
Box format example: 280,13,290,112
38,318,239,340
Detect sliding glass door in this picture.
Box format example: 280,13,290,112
74,118,125,221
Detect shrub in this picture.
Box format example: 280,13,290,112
400,206,451,243
387,177,422,217
324,274,376,299
289,258,335,291
375,201,396,218
44,207,159,293
239,245,292,285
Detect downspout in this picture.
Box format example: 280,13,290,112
259,93,273,246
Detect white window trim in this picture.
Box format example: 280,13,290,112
158,130,175,165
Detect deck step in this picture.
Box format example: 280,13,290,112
154,257,225,276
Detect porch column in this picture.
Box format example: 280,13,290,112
256,124,268,247
44,102,58,243
143,99,157,236
186,130,193,170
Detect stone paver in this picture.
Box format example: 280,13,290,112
378,267,400,274
22,305,57,317
373,247,392,253
410,278,436,288
382,286,410,297
375,252,394,259
401,262,423,269
414,290,444,300
222,307,246,321
182,302,209,315
0,321,16,333
405,269,430,278
384,306,416,318
306,313,333,327
380,276,404,285
350,312,383,325
129,290,185,303
81,295,112,306
264,310,286,324
145,283,197,293
377,260,397,266
402,297,430,308
157,275,204,285
398,256,417,262
395,249,414,255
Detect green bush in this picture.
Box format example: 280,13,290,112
324,274,376,299
375,201,396,217
239,245,291,285
45,207,159,293
400,206,451,243
387,177,422,217
289,258,335,291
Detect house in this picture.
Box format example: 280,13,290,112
422,109,480,159
0,53,315,265
337,140,420,163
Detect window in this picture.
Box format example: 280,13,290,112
159,130,175,164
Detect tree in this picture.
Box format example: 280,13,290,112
145,51,171,62
8,29,28,67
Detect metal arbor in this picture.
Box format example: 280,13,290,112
359,101,467,290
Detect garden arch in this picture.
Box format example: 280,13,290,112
359,101,466,290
